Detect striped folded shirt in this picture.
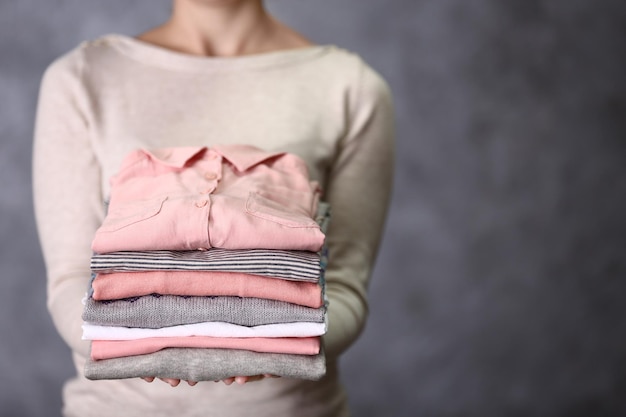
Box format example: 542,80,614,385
91,248,323,282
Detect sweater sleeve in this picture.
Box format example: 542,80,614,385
322,59,395,359
33,46,103,360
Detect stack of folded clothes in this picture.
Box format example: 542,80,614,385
81,145,329,381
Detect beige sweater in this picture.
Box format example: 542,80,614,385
33,34,394,417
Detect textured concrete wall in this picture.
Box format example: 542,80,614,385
1,1,625,416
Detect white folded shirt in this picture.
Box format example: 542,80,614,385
82,321,326,340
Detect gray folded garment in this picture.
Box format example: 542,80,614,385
84,347,326,381
82,294,326,329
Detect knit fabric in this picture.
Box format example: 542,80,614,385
84,347,327,381
82,295,325,328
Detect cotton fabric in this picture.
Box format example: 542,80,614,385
82,321,326,340
90,269,323,307
84,348,327,381
90,336,320,360
92,145,325,253
90,248,323,281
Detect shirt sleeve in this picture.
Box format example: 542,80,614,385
322,59,395,359
33,46,103,360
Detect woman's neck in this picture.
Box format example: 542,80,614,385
137,0,313,57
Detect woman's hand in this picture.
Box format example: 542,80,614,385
141,374,279,387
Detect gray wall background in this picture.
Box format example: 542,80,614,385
1,1,625,416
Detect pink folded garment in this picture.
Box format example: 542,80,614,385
91,336,321,360
91,145,325,253
91,270,323,308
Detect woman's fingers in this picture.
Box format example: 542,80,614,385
141,375,278,386
159,378,181,387
229,374,276,385
234,376,249,385
222,377,236,385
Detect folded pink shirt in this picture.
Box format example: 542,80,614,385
90,336,321,360
92,145,325,253
91,270,324,308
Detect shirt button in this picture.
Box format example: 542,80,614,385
199,188,212,194
195,200,208,208
205,172,218,180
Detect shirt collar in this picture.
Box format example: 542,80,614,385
213,144,285,172
142,147,207,168
141,145,285,171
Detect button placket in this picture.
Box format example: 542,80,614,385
195,149,222,250
196,152,222,196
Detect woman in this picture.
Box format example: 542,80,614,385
33,0,394,415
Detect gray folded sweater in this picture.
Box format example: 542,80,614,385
82,294,326,329
84,347,326,381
